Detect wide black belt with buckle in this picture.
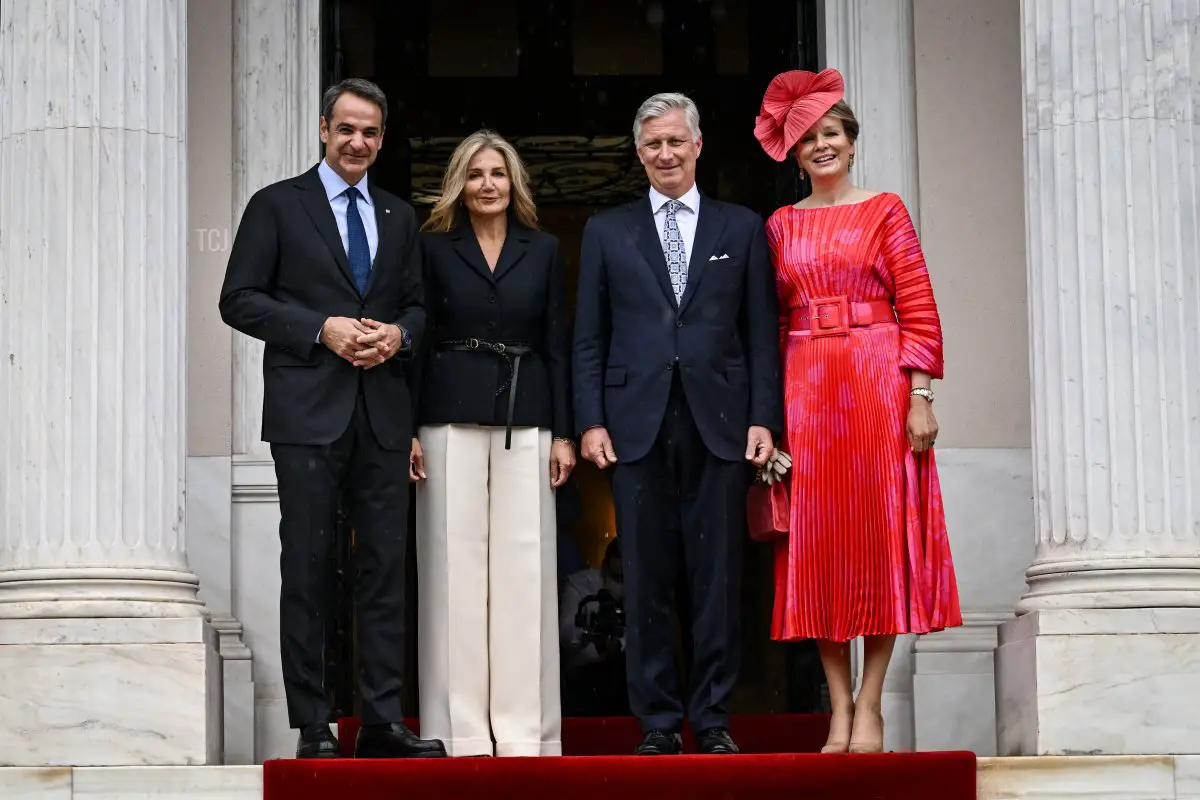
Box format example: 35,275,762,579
435,338,534,449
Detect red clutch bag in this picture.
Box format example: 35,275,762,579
746,479,790,542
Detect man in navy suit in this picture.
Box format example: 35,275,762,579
572,92,783,755
219,78,445,760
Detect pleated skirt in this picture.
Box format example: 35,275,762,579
771,324,962,642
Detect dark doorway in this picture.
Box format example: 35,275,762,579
321,0,824,723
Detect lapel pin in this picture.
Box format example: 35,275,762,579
385,208,391,214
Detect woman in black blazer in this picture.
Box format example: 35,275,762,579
410,130,574,758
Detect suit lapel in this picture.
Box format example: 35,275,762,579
450,219,531,283
492,228,530,281
450,226,497,285
296,166,359,294
363,185,392,296
627,197,678,308
678,194,726,313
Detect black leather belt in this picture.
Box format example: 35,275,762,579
435,338,534,449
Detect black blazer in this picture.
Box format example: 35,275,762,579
572,192,783,463
218,164,425,450
411,220,571,439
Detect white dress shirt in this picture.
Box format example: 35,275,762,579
314,159,380,341
648,182,701,269
318,158,379,263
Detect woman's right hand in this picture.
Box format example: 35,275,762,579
409,437,426,482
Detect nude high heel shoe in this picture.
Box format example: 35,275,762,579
848,708,884,753
821,708,854,754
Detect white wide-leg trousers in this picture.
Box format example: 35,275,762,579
415,424,562,757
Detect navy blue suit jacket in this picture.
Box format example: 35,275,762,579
571,191,783,463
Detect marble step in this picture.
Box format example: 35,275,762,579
1,755,1198,799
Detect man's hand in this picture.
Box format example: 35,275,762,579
321,317,371,363
352,318,404,369
745,425,775,468
581,427,618,470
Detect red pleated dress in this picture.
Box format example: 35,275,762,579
767,192,962,642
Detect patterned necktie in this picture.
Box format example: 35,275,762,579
343,186,371,294
662,199,688,302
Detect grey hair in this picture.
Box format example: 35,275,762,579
632,92,702,145
321,78,388,127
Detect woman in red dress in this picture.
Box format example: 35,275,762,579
753,69,962,753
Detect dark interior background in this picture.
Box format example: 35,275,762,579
320,0,827,722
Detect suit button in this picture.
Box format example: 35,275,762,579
488,295,496,303
665,361,674,371
487,321,496,331
676,320,683,328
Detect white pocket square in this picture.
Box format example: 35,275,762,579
709,253,730,261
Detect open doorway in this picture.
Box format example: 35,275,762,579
321,0,825,723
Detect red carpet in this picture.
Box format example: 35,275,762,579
265,751,976,799
263,717,976,799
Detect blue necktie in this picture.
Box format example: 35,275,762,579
663,199,688,302
344,186,371,294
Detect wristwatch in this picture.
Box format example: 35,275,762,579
910,387,934,403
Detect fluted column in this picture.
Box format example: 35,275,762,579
0,1,218,766
995,0,1200,757
0,0,205,618
822,0,921,229
231,0,321,459
226,0,322,761
1018,0,1200,611
822,0,921,753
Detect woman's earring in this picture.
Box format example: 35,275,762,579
848,153,855,173
797,168,807,180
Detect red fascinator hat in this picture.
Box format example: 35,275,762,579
754,68,846,162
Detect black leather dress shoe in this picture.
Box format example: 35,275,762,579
635,729,683,755
296,723,340,759
697,727,739,754
355,722,447,758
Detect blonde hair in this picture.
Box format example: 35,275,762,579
421,130,539,232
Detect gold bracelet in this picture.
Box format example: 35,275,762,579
553,436,575,445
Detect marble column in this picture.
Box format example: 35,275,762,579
821,0,921,752
231,0,321,460
821,0,921,229
0,0,219,766
229,0,322,761
995,0,1200,756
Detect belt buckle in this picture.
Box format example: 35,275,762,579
807,295,851,338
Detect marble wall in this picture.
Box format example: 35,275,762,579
179,0,322,763
820,0,1033,755
910,0,1031,756
186,0,255,766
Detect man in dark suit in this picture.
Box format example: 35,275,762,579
219,78,446,759
572,92,783,755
